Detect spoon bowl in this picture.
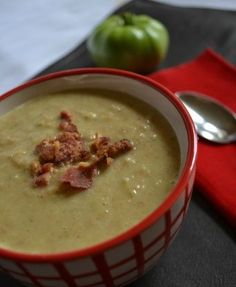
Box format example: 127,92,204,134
176,91,236,144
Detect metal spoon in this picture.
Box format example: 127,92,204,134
175,91,236,144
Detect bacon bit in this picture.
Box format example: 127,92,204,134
36,132,90,165
60,111,72,122
59,120,79,133
57,131,80,142
55,132,90,164
78,137,133,173
91,137,133,158
31,161,42,176
31,161,54,187
61,166,95,190
35,140,56,163
59,111,80,134
31,161,54,176
106,139,133,157
78,155,105,171
41,163,54,174
90,136,111,156
33,172,51,187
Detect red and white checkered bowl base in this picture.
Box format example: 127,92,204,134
0,167,195,287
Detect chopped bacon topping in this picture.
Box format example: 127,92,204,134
91,136,133,158
36,133,89,165
61,138,133,190
32,111,90,187
61,166,95,190
37,133,89,165
31,161,43,176
31,111,133,189
33,172,51,187
59,111,80,135
41,163,54,174
31,161,54,187
60,136,133,190
31,161,54,176
90,136,111,157
60,111,72,122
59,120,79,133
107,139,133,157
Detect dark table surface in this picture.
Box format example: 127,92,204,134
1,1,236,286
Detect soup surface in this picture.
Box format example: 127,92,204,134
0,89,180,253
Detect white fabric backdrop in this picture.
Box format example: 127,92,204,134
0,0,235,95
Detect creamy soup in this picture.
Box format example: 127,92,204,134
0,89,180,253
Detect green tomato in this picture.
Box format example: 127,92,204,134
87,12,169,73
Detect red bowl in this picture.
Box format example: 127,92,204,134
0,68,197,287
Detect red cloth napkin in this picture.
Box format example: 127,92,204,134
149,49,236,227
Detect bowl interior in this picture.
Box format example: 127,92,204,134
0,73,188,176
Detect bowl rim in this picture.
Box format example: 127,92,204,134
0,68,197,262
